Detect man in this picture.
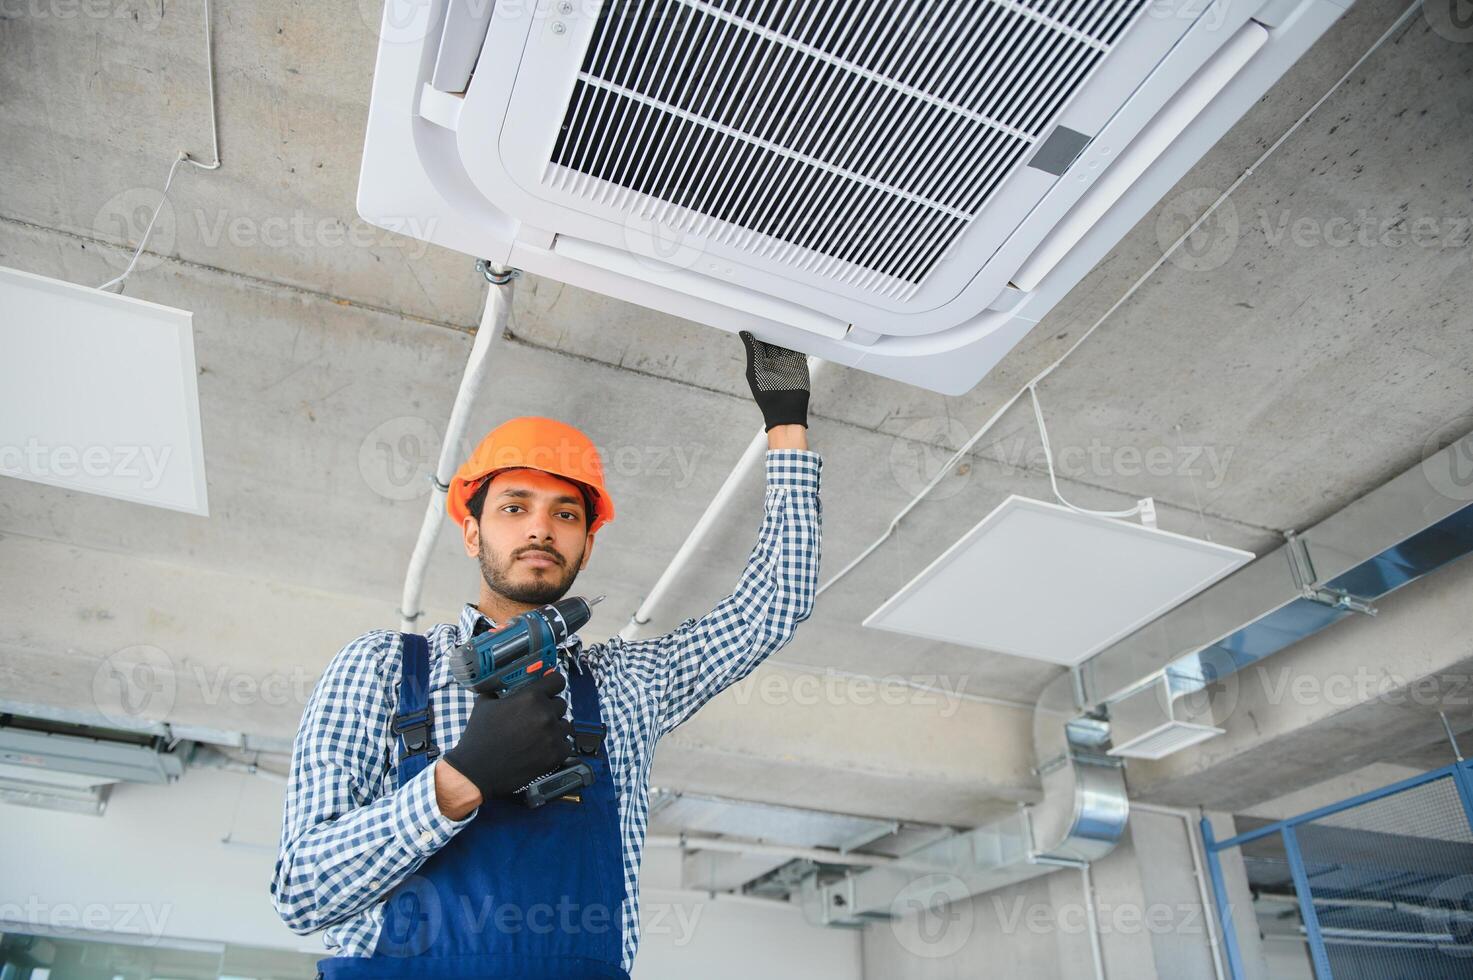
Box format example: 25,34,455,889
272,332,822,979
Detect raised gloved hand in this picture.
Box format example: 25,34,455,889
441,669,574,800
740,330,810,431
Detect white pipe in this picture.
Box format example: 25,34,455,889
399,275,514,631
640,886,799,912
1081,863,1107,980
191,0,223,172
619,356,824,641
1257,892,1473,923
1265,927,1459,948
645,833,894,868
1130,802,1227,980
189,746,288,784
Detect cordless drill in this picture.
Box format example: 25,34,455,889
447,595,606,807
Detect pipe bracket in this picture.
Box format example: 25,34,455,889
475,259,522,285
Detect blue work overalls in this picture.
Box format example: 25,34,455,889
317,634,629,980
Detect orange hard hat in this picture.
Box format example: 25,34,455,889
447,416,615,536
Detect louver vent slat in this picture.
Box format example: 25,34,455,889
549,0,1150,298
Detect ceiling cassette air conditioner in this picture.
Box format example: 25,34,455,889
360,0,1355,394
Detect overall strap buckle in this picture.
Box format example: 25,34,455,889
572,720,607,757
391,709,439,760
393,634,440,786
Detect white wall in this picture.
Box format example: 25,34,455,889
0,766,860,979
633,885,860,980
860,865,1097,979
860,811,1225,980
2,766,301,953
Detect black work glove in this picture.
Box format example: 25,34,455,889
441,669,574,800
740,330,810,431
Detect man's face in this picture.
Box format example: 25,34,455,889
462,468,593,605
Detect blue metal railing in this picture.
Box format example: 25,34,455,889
1202,759,1473,979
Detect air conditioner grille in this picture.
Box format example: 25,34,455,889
548,0,1150,297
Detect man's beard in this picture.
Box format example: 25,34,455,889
479,540,581,605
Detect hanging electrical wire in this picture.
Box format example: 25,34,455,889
1028,383,1152,522
98,0,222,294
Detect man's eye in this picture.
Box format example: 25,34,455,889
501,505,577,519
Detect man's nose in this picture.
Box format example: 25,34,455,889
525,512,556,542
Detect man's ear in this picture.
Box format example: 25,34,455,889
462,515,481,558
579,531,595,570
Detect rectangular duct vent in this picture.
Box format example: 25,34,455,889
1109,720,1222,761
548,0,1151,298
1107,672,1224,761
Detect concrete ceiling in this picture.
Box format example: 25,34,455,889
2,0,1470,826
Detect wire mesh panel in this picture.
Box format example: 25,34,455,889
1237,830,1319,974
1204,763,1473,980
1294,774,1473,978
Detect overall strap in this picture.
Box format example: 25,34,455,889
566,656,607,753
391,633,438,789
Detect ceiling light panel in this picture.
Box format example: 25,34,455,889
864,496,1252,665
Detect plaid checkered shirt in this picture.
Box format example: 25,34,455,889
271,449,822,972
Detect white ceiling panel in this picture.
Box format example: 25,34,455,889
864,495,1252,665
0,266,208,516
